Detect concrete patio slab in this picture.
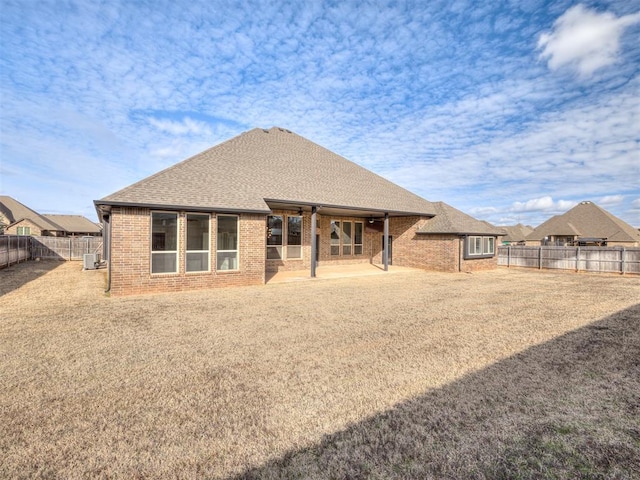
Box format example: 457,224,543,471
266,263,421,284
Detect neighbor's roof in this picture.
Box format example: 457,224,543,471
416,201,503,235
0,195,62,231
43,214,101,234
526,201,640,243
96,127,435,216
498,223,534,242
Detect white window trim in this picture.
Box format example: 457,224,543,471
186,213,211,273
150,211,179,275
217,214,239,272
465,235,495,259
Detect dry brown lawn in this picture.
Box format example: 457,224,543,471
1,261,639,479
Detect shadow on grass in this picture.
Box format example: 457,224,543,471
0,260,65,297
234,304,640,479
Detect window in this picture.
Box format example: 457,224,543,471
354,222,363,255
342,222,352,255
287,216,302,259
267,215,283,260
186,214,209,272
330,220,363,256
217,215,238,271
17,226,31,236
151,212,178,273
330,220,340,255
465,235,496,259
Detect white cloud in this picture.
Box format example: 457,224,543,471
631,199,640,209
511,196,578,213
538,4,640,77
148,117,213,136
599,195,624,206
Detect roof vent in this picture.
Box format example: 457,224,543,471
580,201,591,205
262,129,269,133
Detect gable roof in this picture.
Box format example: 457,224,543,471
526,201,640,243
96,127,435,217
0,195,63,231
43,215,101,234
498,223,534,242
416,201,503,236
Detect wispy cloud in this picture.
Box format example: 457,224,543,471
0,0,638,227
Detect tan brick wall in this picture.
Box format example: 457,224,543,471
109,209,497,295
369,216,498,272
109,208,265,296
4,219,45,236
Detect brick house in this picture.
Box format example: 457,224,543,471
526,201,640,247
95,127,499,296
0,195,101,237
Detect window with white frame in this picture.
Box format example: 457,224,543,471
151,212,178,273
17,226,31,236
465,235,495,259
217,215,238,271
267,215,283,260
186,214,209,272
287,216,302,259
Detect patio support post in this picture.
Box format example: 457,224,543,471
310,206,317,278
383,212,389,271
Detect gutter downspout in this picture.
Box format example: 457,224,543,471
103,213,112,294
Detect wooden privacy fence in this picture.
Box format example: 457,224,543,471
498,246,640,275
0,235,103,268
31,236,103,261
0,235,31,268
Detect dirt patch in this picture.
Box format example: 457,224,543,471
1,262,639,478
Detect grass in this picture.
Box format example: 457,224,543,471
1,261,639,479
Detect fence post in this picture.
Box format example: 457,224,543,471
538,247,542,269
576,246,580,272
507,246,511,268
621,248,625,275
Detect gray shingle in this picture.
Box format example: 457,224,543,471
417,202,503,235
97,127,435,216
43,215,101,234
0,196,62,231
526,201,640,243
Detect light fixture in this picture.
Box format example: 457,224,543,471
368,217,374,224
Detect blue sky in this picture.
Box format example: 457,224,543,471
1,0,639,227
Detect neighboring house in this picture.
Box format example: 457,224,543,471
526,201,640,247
0,196,65,236
498,224,534,245
0,196,100,237
42,215,102,237
94,127,499,296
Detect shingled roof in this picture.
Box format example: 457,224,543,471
43,214,101,234
96,127,435,216
498,223,534,243
416,201,503,235
0,195,62,231
526,201,640,243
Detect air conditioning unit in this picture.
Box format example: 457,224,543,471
83,253,101,270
